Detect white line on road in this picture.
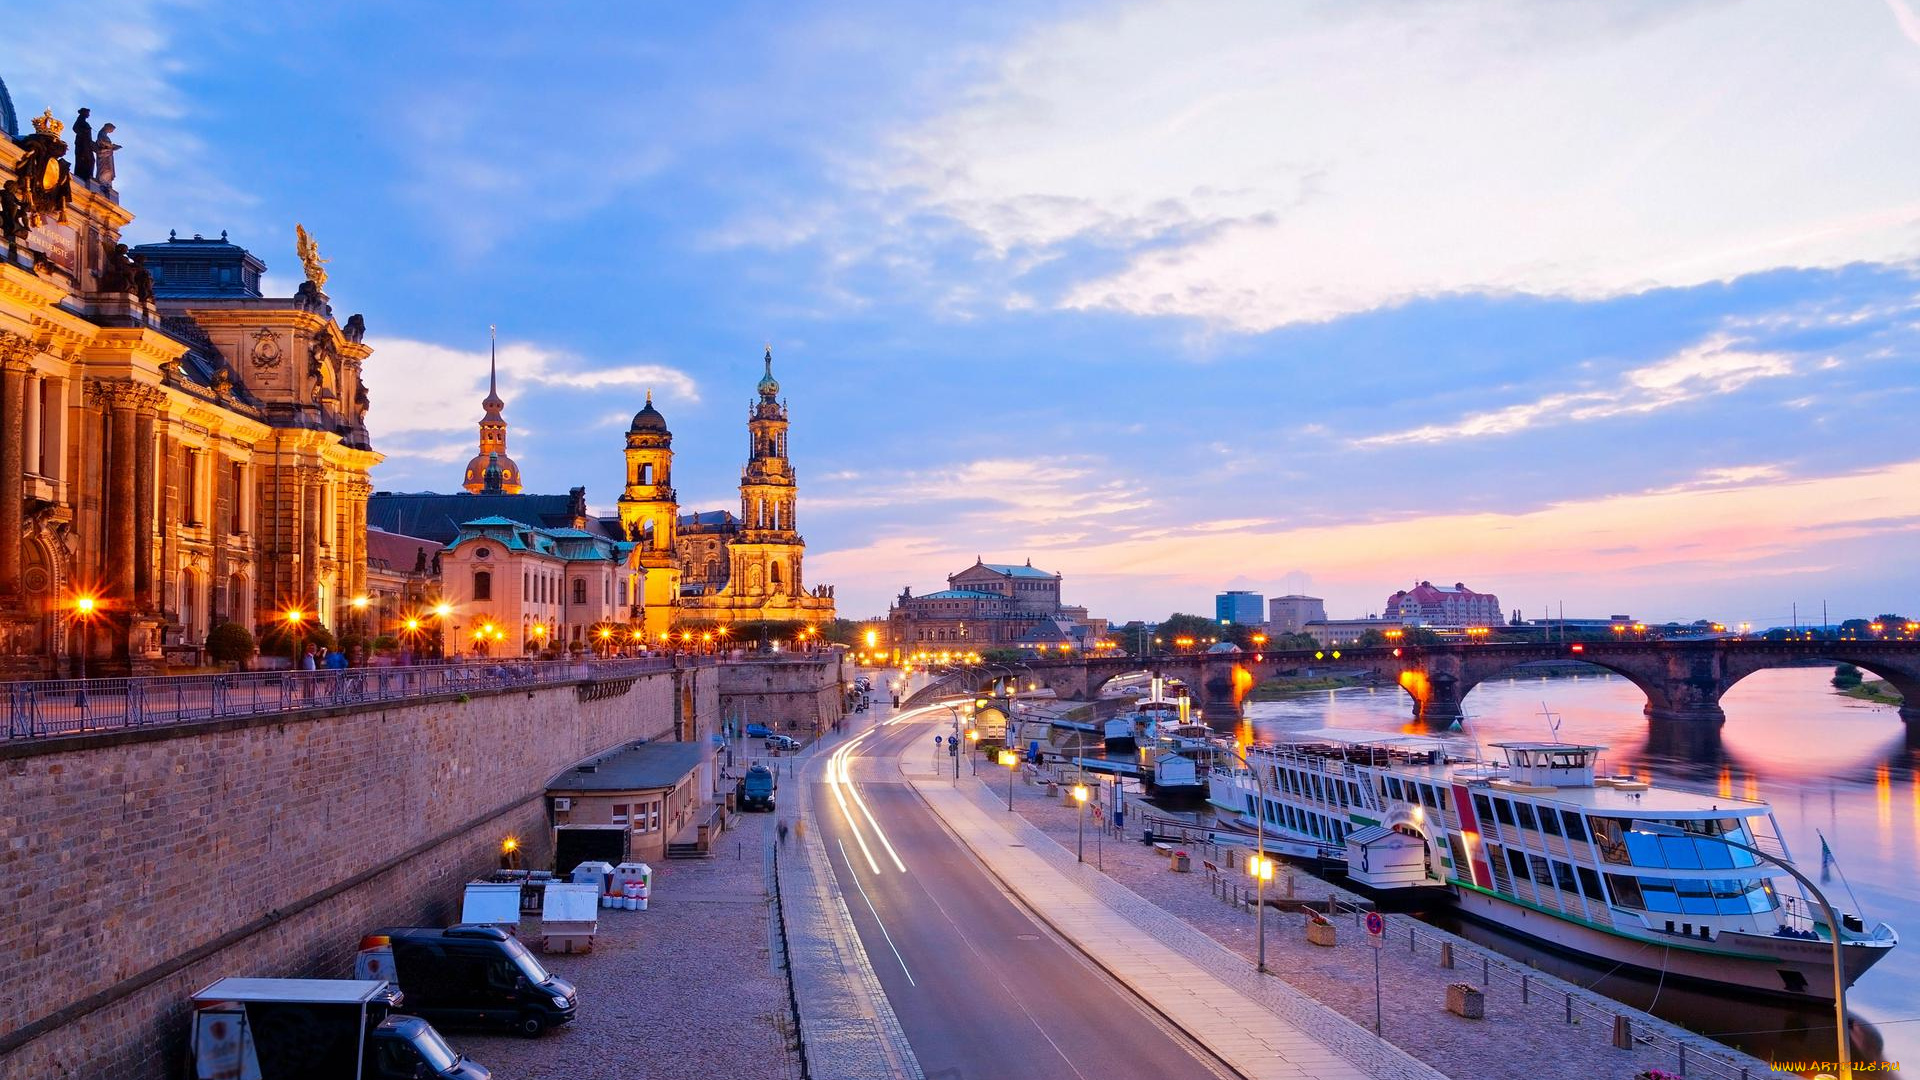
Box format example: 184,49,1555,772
839,838,916,987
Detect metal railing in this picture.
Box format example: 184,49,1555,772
3,656,696,740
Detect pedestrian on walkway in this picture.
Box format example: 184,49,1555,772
778,821,790,846
794,818,806,841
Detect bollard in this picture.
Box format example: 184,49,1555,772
1481,957,1489,985
1564,992,1573,1024
1521,974,1529,1003
1439,942,1454,969
1678,1045,1687,1075
1612,1015,1632,1050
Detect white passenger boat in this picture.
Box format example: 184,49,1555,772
1207,727,1897,999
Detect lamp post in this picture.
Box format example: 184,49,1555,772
73,595,97,681
1634,823,1852,1079
350,594,370,639
284,608,305,666
998,749,1018,810
967,729,979,774
1220,743,1272,973
1073,782,1089,862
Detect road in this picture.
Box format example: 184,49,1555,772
810,700,1235,1080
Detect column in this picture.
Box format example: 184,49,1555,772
43,376,66,491
0,350,27,598
90,382,140,605
134,405,158,610
23,373,41,477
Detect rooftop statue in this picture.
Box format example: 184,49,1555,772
70,109,93,181
294,223,328,290
93,124,121,193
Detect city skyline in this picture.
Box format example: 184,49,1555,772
10,1,1918,625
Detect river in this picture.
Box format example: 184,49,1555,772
1240,666,1914,1068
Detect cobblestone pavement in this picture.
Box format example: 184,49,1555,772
774,734,924,1080
456,810,801,1080
991,765,1774,1080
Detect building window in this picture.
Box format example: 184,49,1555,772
613,804,630,826
573,578,587,605
183,450,201,525
230,461,246,533
473,570,492,601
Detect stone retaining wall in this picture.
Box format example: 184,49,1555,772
0,663,719,1079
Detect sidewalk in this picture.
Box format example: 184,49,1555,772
900,744,1447,1080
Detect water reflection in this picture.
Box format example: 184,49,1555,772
1242,667,1912,1067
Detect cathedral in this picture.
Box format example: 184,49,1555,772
368,345,834,649
0,88,378,674
615,347,835,632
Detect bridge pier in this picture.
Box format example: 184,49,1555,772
1643,702,1727,724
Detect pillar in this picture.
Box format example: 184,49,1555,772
134,407,158,610
0,353,27,598
92,383,140,607
23,372,41,477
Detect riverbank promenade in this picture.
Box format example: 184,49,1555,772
896,734,1443,1080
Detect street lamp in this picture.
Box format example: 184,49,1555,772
351,594,370,637
1634,823,1853,1079
967,729,979,774
1219,743,1273,973
1073,783,1089,862
998,749,1018,810
284,608,305,665
72,594,98,682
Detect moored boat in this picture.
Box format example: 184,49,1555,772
1208,727,1897,999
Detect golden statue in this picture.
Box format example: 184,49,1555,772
294,223,328,291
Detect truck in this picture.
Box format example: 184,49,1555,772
189,978,488,1080
356,924,579,1036
739,763,777,811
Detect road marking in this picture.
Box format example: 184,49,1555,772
839,838,915,987
829,729,909,872
827,751,882,874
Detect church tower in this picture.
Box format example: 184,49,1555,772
462,326,522,494
616,390,680,635
730,347,807,601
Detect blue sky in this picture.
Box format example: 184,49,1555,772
8,0,1920,624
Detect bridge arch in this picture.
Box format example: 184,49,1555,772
1720,651,1920,723
1413,654,1678,727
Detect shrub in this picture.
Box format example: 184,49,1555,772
205,622,255,669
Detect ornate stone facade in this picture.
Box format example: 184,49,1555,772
0,110,378,674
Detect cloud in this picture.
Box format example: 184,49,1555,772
875,0,1920,330
1353,335,1793,446
362,336,698,439
808,455,1151,526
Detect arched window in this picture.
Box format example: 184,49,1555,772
473,570,491,601
705,557,718,581
618,578,628,606
227,573,247,621
573,578,588,605
640,462,652,484
770,561,784,592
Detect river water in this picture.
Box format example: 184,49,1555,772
1240,667,1914,1068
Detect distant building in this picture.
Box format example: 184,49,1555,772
1267,595,1327,635
1384,581,1501,627
1303,618,1405,648
887,558,1103,654
1216,590,1264,626
364,526,441,648
437,516,642,655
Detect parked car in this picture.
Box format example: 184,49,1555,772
765,734,800,752
745,723,773,738
740,763,777,811
355,925,578,1036
188,977,488,1080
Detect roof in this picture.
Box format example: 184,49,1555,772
192,979,390,1005
368,491,607,544
679,510,737,527
549,741,712,793
919,589,999,600
1274,727,1448,750
366,526,439,573
980,561,1056,579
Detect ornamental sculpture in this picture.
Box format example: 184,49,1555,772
250,328,282,369
294,223,328,291
1,110,74,254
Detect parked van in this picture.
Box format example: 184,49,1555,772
740,763,777,811
188,978,488,1080
356,925,578,1036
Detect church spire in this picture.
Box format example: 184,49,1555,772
482,323,504,416
464,324,522,494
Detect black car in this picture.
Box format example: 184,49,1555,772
356,925,578,1036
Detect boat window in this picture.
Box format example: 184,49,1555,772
1674,880,1717,916
1605,873,1644,909
1538,807,1563,837
1622,830,1665,867
1639,879,1681,913
1561,811,1588,843
1310,774,1325,801
1528,855,1552,885
1660,836,1703,870
1551,860,1578,893
1696,840,1735,871
1426,784,1443,809
1507,848,1530,879
1472,793,1494,825
1493,799,1516,827
1515,803,1538,831
1388,778,1404,800
1576,866,1604,900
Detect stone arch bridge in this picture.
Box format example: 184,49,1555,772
958,640,1920,726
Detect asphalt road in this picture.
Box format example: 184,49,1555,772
812,704,1234,1080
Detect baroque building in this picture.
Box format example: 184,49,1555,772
887,558,1103,654
0,95,377,674
617,348,835,630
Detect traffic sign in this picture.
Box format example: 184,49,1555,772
1365,911,1385,948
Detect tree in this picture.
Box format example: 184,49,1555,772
205,622,254,669
258,619,333,658
1833,663,1864,689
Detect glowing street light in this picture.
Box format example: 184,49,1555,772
998,749,1019,810
1073,783,1090,862
72,594,99,681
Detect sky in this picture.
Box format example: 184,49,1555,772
7,0,1920,626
